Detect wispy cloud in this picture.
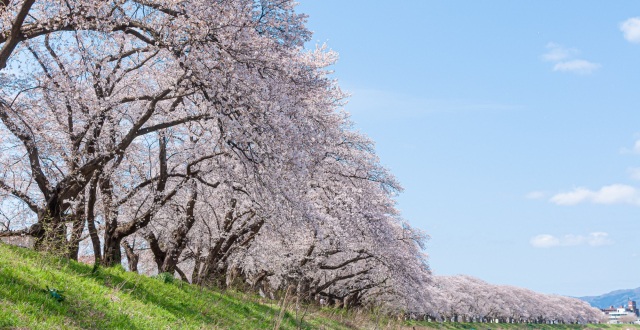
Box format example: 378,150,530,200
620,139,640,154
549,184,640,206
530,234,560,248
344,88,523,120
620,17,640,44
544,139,640,208
541,43,578,62
530,232,614,248
541,43,600,75
553,60,600,75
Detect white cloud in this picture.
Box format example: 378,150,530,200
549,184,640,206
542,43,578,62
587,232,614,247
525,191,546,200
541,43,600,75
549,187,593,205
593,184,638,204
553,60,600,75
530,232,614,248
530,234,560,248
621,139,640,154
620,17,640,44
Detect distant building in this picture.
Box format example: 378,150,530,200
601,300,639,324
631,300,639,316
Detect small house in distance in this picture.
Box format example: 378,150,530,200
601,300,639,324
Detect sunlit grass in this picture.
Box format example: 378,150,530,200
0,242,349,329
2,242,639,329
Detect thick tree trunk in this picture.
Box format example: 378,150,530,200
103,235,122,267
144,187,198,279
195,246,227,287
195,207,262,287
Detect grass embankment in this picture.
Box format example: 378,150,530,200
0,242,356,329
1,242,640,330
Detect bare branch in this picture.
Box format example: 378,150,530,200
0,178,40,213
0,101,51,199
0,0,36,69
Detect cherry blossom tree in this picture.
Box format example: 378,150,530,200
0,2,616,323
0,0,326,260
423,275,602,324
1,3,433,315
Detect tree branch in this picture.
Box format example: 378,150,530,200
136,114,214,137
0,0,36,69
319,253,372,271
0,101,51,199
0,178,40,213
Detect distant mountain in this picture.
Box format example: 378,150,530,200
578,288,640,309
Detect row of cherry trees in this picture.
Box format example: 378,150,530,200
0,0,604,319
0,0,429,310
415,275,603,324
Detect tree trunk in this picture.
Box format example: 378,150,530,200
175,266,189,282
195,212,263,287
87,176,102,264
33,204,67,255
100,177,122,267
121,240,139,272
103,132,169,267
103,235,122,267
191,246,202,283
67,194,86,260
161,188,197,274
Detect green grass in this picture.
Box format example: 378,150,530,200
2,242,640,330
0,242,350,329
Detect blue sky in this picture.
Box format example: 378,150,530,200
298,1,640,297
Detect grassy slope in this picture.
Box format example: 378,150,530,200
0,242,350,329
2,242,640,330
